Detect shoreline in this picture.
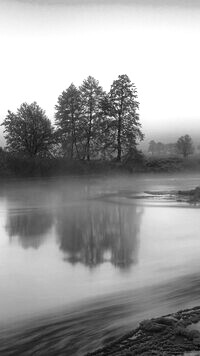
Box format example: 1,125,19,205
85,306,200,356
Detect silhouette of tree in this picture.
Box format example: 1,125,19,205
108,74,143,161
176,134,194,158
2,102,53,157
94,93,116,159
79,76,105,160
55,84,82,159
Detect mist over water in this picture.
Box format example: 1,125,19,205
0,174,200,355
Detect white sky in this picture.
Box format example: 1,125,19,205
0,0,200,146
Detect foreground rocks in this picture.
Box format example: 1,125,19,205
85,306,200,356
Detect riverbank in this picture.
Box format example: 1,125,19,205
1,154,200,178
85,306,200,356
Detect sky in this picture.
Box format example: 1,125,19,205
1,0,200,148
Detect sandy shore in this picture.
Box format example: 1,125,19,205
85,306,200,356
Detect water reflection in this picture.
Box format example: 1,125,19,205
6,210,53,249
57,202,143,268
4,182,143,268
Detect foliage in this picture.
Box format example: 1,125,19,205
176,134,194,158
108,74,143,161
55,84,83,159
79,76,105,160
148,140,177,156
54,74,144,162
0,75,146,175
145,156,183,172
2,102,53,157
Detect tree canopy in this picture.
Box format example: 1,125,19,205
55,83,82,159
148,140,177,156
176,134,194,158
2,102,53,157
2,75,144,163
108,74,143,161
79,76,105,160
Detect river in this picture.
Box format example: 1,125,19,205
0,174,200,355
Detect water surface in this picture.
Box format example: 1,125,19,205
0,174,200,355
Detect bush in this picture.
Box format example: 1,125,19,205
145,156,183,172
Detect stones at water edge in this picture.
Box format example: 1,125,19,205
85,306,200,356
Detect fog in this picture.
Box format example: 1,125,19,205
1,0,200,147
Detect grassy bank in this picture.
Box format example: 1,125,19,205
0,152,200,178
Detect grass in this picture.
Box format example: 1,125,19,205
0,152,200,178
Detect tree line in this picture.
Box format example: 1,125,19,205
2,74,143,162
148,135,195,158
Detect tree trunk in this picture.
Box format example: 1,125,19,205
117,115,121,161
70,140,74,159
87,135,90,161
74,136,80,160
87,111,92,161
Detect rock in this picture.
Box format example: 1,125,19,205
190,315,200,323
85,305,200,356
188,330,200,339
175,327,188,336
140,320,167,332
155,317,176,326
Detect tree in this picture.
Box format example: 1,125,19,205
55,83,82,159
176,134,194,158
109,74,143,161
156,142,165,155
94,93,115,160
2,102,53,157
79,76,105,160
164,143,177,155
148,140,157,155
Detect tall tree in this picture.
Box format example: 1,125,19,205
95,93,115,159
109,74,143,161
55,83,82,159
79,76,105,160
2,102,53,157
176,134,194,158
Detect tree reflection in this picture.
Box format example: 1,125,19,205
6,210,53,249
57,202,143,269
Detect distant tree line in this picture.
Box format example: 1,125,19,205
148,134,195,158
2,74,144,163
